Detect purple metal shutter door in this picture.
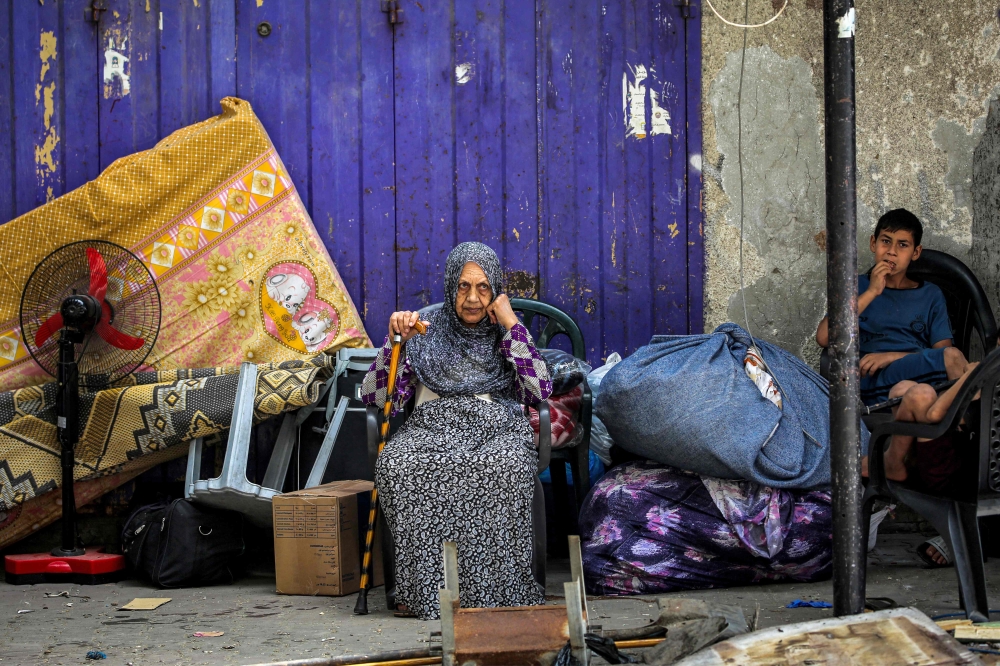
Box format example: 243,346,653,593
394,0,702,364
0,0,702,365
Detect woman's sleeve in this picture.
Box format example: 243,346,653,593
360,334,417,416
501,322,553,405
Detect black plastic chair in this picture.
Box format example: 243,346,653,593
509,299,593,518
908,249,999,360
862,345,1000,621
821,249,999,380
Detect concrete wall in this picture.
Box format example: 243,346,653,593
702,1,1000,363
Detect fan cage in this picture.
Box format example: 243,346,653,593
19,240,161,387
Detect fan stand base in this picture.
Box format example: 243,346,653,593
4,547,126,585
52,545,86,557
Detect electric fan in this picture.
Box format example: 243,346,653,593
5,240,160,584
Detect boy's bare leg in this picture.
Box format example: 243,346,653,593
883,362,979,482
925,360,980,424
889,380,917,417
883,383,937,481
943,347,969,380
862,380,917,478
920,361,979,566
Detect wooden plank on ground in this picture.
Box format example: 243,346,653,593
674,608,983,666
955,625,1000,642
938,619,975,633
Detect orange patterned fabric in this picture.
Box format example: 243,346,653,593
0,98,369,391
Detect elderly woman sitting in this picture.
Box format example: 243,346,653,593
361,242,552,619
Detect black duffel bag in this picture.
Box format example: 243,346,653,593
121,499,245,588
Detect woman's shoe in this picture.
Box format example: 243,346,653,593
393,604,416,618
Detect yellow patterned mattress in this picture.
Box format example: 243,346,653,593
0,97,369,392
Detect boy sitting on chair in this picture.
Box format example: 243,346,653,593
816,208,968,405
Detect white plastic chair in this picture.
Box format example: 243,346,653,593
184,362,350,526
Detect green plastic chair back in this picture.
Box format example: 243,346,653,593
417,298,585,360
509,298,586,361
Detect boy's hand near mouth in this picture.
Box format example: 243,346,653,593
866,260,894,296
861,260,894,305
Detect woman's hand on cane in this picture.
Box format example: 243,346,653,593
389,311,430,342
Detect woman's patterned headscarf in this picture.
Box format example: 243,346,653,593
406,242,515,398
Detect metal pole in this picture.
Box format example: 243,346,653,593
54,333,84,557
823,0,863,616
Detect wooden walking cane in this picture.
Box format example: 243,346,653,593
355,319,427,615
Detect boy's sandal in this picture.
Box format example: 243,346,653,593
393,604,416,618
916,535,953,568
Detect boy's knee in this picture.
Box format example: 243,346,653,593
943,347,966,366
902,384,937,414
889,380,916,400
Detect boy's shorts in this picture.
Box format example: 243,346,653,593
860,347,949,406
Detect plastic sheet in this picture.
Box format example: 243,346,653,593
586,353,621,465
540,348,592,395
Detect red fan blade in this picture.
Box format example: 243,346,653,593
86,247,108,303
34,312,64,347
95,302,144,351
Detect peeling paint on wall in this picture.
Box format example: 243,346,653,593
972,100,1000,320
455,62,474,85
34,31,59,201
103,37,130,97
38,31,56,82
708,46,826,362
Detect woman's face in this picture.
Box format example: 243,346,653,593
455,261,493,327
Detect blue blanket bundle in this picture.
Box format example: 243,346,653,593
596,323,869,489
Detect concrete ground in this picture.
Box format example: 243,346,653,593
1,533,996,665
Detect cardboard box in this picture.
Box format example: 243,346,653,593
273,480,383,596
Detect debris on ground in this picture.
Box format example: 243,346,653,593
786,599,832,609
674,608,980,665
85,651,107,660
642,617,729,665
193,631,225,637
120,598,171,611
44,591,89,599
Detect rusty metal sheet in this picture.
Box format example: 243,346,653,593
453,605,572,666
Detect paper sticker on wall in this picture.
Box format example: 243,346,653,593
623,63,671,139
103,37,130,97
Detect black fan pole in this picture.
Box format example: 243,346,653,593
54,330,84,557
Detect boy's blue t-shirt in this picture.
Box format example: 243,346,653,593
858,273,953,354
